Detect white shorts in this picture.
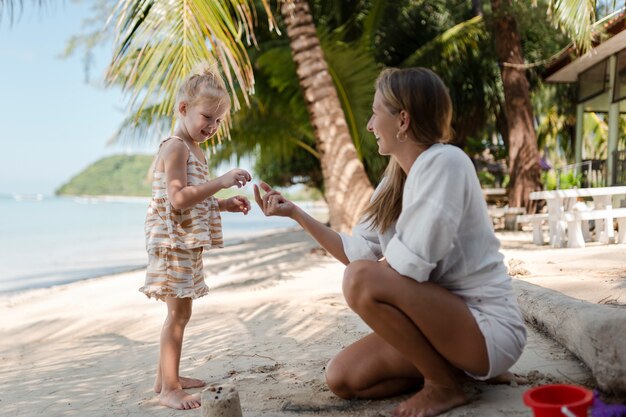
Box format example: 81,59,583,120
463,283,527,380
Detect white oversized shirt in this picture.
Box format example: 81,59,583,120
340,144,509,297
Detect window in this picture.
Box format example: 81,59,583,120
578,59,607,103
613,48,626,103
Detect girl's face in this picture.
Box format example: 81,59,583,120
367,90,402,156
180,97,230,143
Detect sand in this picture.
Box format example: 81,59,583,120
0,229,623,417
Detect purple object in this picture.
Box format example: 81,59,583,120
539,156,552,171
592,390,626,417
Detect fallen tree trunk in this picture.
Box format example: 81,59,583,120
513,280,626,394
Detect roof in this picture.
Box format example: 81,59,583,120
543,10,626,83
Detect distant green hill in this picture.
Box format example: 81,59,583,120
56,154,154,197
56,153,325,201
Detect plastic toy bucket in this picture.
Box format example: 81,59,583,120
523,384,593,417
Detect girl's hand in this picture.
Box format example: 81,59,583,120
220,169,252,189
253,181,295,218
222,195,251,215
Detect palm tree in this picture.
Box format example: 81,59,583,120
488,0,597,211
104,0,279,134
99,0,376,232
279,0,373,231
93,0,372,230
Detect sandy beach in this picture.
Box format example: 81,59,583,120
1,228,624,417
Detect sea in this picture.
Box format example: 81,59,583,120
0,194,323,295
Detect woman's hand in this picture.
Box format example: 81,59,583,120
221,195,251,215
219,168,252,189
253,181,296,217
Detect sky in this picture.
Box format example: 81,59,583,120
0,1,251,196
0,1,146,195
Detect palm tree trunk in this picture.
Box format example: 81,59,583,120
490,0,542,212
281,0,374,232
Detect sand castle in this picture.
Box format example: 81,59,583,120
201,383,243,417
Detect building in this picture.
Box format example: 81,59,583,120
543,9,626,186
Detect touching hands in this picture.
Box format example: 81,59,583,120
220,169,252,189
222,195,251,215
253,181,295,217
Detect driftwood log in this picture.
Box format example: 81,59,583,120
513,280,626,394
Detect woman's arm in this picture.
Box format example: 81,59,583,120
254,182,349,265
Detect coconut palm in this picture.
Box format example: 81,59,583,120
104,0,279,135
98,0,380,232
277,0,375,231
207,30,383,190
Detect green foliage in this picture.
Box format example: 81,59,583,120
477,170,497,188
56,154,154,197
541,170,583,190
207,43,323,188
319,32,386,184
62,0,607,197
208,1,387,188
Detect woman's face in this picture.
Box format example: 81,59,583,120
367,90,400,156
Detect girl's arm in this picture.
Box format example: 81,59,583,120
254,182,349,265
162,141,250,210
218,195,251,215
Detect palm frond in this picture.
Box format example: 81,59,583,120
546,0,596,52
319,34,386,181
402,15,486,67
105,0,277,141
361,0,386,43
0,0,49,25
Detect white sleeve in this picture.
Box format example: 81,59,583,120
339,218,383,262
385,148,469,282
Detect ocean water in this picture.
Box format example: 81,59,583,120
0,194,319,294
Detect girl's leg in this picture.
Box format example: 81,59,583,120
158,296,201,410
154,362,205,393
339,260,490,417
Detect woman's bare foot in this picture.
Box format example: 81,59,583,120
391,382,468,417
154,376,206,393
159,388,201,410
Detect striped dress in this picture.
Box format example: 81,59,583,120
140,136,223,300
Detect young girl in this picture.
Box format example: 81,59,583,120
254,67,526,417
140,64,252,410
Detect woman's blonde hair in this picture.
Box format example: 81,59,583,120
362,67,454,232
175,62,231,115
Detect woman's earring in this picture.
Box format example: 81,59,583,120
396,131,407,143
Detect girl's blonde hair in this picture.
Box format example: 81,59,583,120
175,62,231,115
362,67,454,232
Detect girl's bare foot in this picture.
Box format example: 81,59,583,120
159,388,201,410
154,376,206,393
391,382,468,417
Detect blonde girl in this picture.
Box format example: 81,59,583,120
254,67,526,417
140,64,251,410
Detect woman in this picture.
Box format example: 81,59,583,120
254,67,526,417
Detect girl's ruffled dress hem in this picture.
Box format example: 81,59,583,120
138,283,210,302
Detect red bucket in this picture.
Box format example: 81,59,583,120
523,384,593,417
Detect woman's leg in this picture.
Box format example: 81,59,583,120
158,296,201,410
325,332,423,399
341,260,489,417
